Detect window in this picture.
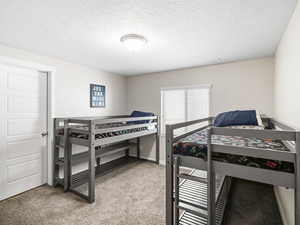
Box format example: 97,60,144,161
161,85,210,135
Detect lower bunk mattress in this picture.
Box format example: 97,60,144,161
173,129,294,173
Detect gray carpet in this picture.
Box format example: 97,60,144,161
0,161,282,225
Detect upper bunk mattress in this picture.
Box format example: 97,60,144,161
173,129,294,173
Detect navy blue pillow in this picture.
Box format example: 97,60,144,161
129,111,154,124
213,110,258,127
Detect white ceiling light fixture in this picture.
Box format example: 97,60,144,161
120,34,147,51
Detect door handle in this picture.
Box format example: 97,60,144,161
41,132,48,137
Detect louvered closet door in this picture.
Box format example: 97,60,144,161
0,64,47,201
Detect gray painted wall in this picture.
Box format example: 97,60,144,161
127,57,274,162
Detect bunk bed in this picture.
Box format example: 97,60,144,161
53,114,160,203
166,115,299,225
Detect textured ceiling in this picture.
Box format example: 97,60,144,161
0,0,297,75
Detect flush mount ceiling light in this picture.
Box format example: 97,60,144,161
120,34,147,51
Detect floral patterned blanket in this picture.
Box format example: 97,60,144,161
173,129,294,172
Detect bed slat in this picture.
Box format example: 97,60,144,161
213,161,295,188
95,122,157,134
176,156,295,188
95,129,157,145
212,144,295,162
212,127,296,141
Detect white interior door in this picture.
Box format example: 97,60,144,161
0,64,47,201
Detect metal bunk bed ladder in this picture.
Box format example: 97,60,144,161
171,119,223,225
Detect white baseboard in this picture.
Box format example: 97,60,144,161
129,152,165,165
139,156,165,166
139,157,198,169
274,186,289,225
159,159,165,165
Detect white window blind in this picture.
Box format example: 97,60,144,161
161,86,210,135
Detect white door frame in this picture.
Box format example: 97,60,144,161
0,55,55,186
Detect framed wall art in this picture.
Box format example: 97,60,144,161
90,84,105,108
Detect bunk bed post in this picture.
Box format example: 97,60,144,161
53,118,59,187
156,115,160,164
166,124,174,225
174,156,180,224
63,119,70,192
295,132,300,225
66,126,72,192
88,120,96,203
207,118,216,225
